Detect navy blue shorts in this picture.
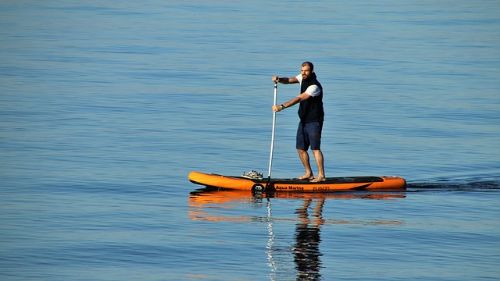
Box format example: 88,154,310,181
296,121,323,150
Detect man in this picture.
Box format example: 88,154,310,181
272,61,326,182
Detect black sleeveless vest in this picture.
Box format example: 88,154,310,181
298,73,324,123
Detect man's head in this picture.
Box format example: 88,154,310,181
301,61,314,80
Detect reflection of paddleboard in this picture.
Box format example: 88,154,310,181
189,188,406,224
189,188,406,206
188,171,406,192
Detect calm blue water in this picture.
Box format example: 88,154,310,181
1,1,500,280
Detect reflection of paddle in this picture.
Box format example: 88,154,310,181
266,197,276,278
265,82,278,191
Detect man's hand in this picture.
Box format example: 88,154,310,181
272,105,281,112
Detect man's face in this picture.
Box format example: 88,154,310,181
301,65,313,80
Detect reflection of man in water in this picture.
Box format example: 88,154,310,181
294,198,325,280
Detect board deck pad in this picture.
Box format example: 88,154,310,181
247,176,384,183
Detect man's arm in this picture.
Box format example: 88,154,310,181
272,75,299,84
272,92,311,112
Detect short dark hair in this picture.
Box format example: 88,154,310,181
302,61,314,71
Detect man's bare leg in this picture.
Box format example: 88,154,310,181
297,149,314,180
310,149,325,182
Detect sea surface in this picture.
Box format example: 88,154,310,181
1,1,500,280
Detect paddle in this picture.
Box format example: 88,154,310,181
266,84,278,275
266,82,278,189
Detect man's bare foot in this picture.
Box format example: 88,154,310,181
298,174,314,180
310,176,326,183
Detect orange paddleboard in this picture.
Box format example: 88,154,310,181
188,171,406,192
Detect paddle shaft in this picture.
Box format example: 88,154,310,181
267,83,278,179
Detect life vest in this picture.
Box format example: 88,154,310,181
298,73,324,123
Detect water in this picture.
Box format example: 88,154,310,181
1,0,499,280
